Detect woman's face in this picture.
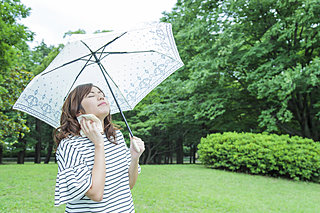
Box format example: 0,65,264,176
80,86,110,120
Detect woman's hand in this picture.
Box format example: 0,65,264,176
80,118,104,146
129,136,145,160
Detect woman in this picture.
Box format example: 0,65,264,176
54,83,145,212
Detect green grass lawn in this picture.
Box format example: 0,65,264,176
0,163,320,212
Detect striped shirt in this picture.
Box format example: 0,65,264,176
54,130,141,213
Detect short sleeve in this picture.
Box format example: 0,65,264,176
54,139,92,206
118,131,141,174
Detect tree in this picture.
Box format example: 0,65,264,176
0,0,33,163
0,0,33,75
161,0,320,141
0,68,33,163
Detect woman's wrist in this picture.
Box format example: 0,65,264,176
94,140,104,148
131,157,139,164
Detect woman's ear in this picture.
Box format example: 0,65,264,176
77,105,85,117
78,105,85,116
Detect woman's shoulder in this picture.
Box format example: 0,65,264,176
115,129,123,137
58,135,87,150
111,129,124,144
115,129,125,138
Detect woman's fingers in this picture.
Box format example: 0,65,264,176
81,118,101,137
79,118,104,146
80,118,88,132
81,118,93,134
131,139,140,152
86,119,93,132
130,136,145,153
131,136,143,145
131,136,142,141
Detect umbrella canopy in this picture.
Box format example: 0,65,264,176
13,22,183,131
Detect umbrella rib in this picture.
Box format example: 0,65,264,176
98,62,134,136
97,32,127,61
86,61,97,67
63,55,94,101
80,58,96,62
41,54,92,76
95,50,157,63
100,63,132,107
97,50,156,55
97,50,178,63
80,41,123,91
80,58,97,64
41,32,128,76
95,54,109,63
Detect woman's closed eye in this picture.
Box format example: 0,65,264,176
98,92,105,97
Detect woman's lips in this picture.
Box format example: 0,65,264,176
98,102,107,106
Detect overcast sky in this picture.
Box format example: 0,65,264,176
20,0,177,47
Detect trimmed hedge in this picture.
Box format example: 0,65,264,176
197,132,320,182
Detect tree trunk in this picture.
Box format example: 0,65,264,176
145,143,156,164
176,137,183,164
301,93,312,139
193,145,197,164
164,140,172,164
189,145,192,164
158,154,162,164
0,143,3,164
144,144,151,164
44,139,54,164
169,147,173,164
289,92,318,141
152,153,157,164
169,141,173,164
34,119,42,164
165,151,171,164
17,136,26,164
17,151,25,164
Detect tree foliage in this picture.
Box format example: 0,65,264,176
0,68,33,145
0,0,33,75
0,0,33,147
161,0,320,141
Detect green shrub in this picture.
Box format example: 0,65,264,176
197,132,320,182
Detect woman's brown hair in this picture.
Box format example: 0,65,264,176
54,83,119,147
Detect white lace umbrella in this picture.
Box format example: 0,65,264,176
13,23,183,136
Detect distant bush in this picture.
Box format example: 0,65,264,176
197,132,320,182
